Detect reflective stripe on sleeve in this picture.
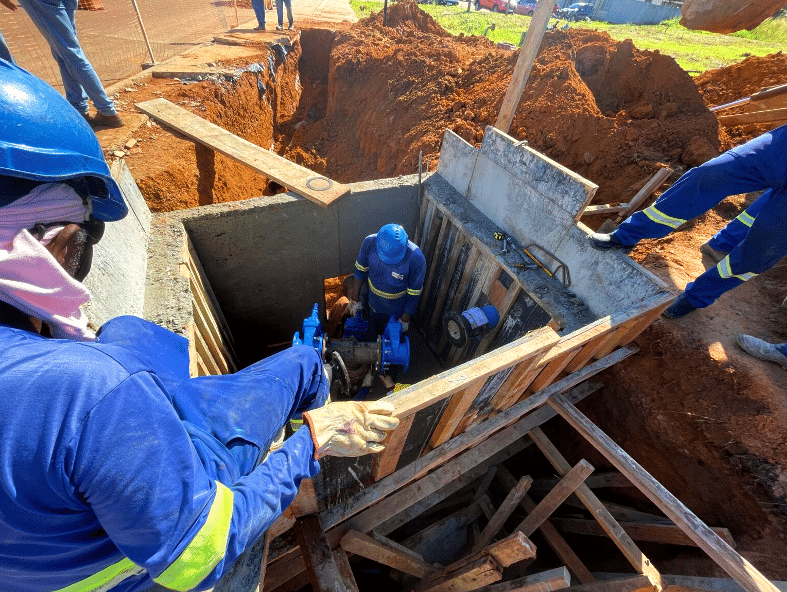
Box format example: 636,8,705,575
355,261,369,272
736,210,755,227
642,205,686,229
153,481,234,591
368,280,406,300
406,288,421,296
52,558,145,592
717,255,758,282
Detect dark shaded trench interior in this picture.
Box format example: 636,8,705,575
152,28,785,587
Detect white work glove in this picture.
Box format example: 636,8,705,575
348,300,362,316
302,401,400,459
400,320,409,333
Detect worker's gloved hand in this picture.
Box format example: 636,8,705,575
302,401,399,459
400,320,409,333
348,299,362,317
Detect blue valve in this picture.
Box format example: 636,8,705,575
381,316,410,374
292,303,324,353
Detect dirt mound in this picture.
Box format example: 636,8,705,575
695,52,787,148
284,7,718,204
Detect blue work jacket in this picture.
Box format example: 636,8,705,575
0,314,320,592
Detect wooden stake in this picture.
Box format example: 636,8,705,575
294,515,347,592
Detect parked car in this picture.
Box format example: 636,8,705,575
556,2,595,20
514,1,558,16
475,0,515,14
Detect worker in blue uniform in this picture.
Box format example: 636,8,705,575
736,334,787,371
0,60,399,592
589,125,787,319
349,223,426,389
700,190,770,264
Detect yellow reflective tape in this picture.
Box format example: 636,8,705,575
52,558,144,592
642,205,686,229
355,261,369,272
736,210,755,227
717,255,757,282
368,281,406,300
406,288,421,296
154,482,234,591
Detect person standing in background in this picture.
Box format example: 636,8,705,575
276,0,294,30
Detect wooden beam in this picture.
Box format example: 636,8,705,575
530,472,633,493
294,515,346,592
402,496,488,551
484,531,537,568
340,530,436,578
564,575,654,592
495,0,553,132
472,475,532,553
255,531,272,592
719,106,787,127
581,203,628,216
528,428,662,588
550,518,736,549
288,478,318,516
135,98,349,207
516,459,595,537
373,412,415,480
548,394,778,592
417,556,503,592
332,548,360,592
473,567,571,591
498,467,595,585
427,378,488,451
474,465,500,502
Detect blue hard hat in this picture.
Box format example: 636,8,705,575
0,60,127,221
376,224,408,265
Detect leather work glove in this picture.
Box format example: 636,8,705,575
348,300,362,317
302,401,399,459
400,320,409,333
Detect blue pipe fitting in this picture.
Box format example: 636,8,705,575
381,316,410,374
292,303,324,353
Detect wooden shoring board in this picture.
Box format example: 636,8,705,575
417,555,503,592
448,256,498,365
135,99,349,207
332,548,360,592
490,355,545,412
400,495,489,551
289,479,318,516
437,244,482,352
193,328,222,376
429,234,470,335
340,530,436,578
477,280,522,356
414,194,430,246
719,106,787,127
548,394,779,592
530,472,633,493
373,412,416,480
497,466,595,585
426,377,488,452
525,348,580,396
528,427,662,588
564,575,654,592
294,515,346,592
549,518,736,548
420,215,452,317
515,459,595,537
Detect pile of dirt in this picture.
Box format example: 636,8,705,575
283,0,719,204
694,52,787,148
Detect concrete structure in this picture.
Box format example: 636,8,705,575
592,0,681,25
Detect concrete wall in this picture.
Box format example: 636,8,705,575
146,176,420,364
594,0,681,24
84,159,151,329
437,128,669,318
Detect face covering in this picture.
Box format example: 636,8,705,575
0,183,95,340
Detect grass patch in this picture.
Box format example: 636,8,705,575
349,0,787,73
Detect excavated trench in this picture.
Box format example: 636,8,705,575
128,14,787,582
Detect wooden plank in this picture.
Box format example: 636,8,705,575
387,326,559,419
256,531,272,592
581,203,628,216
370,530,429,562
613,302,672,348
340,530,436,578
374,412,415,480
528,427,662,588
497,467,595,585
268,571,310,592
417,556,503,592
429,236,469,334
491,356,545,412
473,465,500,502
136,98,349,207
526,348,580,395
564,575,653,592
193,328,222,376
516,460,594,537
485,531,537,567
317,348,634,535
562,332,611,375
414,193,430,246
473,567,571,592
530,472,633,493
420,216,452,316
550,518,736,549
548,394,778,592
472,476,533,553
294,515,345,592
495,0,553,132
289,479,318,516
719,106,787,127
332,548,360,592
438,244,483,351
426,378,487,451
401,496,488,551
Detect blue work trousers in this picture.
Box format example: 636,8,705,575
614,125,787,308
706,190,770,253
0,31,14,63
250,0,266,27
17,0,116,116
277,0,293,27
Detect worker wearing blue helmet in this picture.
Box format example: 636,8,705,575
0,60,399,591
